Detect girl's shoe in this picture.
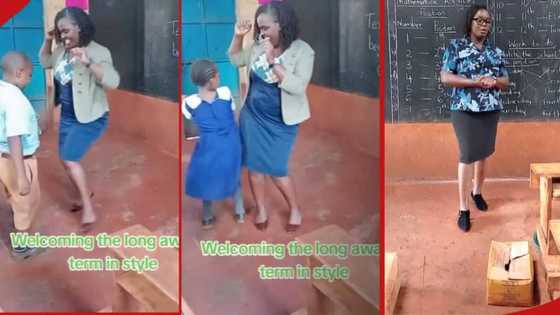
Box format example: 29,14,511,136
235,214,245,223
202,216,216,230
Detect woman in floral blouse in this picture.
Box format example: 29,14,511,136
440,4,509,232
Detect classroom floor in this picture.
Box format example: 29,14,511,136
0,124,179,312
386,179,551,315
181,124,379,315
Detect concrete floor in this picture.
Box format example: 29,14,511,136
386,179,552,315
0,125,179,312
182,124,379,315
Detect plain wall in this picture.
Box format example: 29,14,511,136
386,122,560,180
307,85,379,157
106,89,178,156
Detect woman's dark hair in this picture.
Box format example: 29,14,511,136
253,1,299,49
54,7,95,47
465,4,490,36
190,59,217,87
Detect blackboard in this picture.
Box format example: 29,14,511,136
285,0,379,98
90,0,178,101
386,0,560,122
142,0,179,101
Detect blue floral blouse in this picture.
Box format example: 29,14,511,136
441,37,508,112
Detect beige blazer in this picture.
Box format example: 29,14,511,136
229,39,315,125
40,40,120,123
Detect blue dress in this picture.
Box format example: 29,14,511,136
55,78,108,162
184,87,241,200
240,70,298,177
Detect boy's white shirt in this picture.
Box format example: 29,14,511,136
0,80,39,155
182,86,235,120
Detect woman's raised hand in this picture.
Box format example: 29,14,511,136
235,20,252,37
69,47,91,66
46,27,55,41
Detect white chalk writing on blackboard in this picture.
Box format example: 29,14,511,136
367,12,379,53
387,0,560,121
169,20,179,58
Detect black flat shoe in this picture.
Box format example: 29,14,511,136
457,210,471,232
471,192,488,211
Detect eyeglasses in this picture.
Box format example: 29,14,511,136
472,17,492,26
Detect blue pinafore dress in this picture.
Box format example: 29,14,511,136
183,87,241,200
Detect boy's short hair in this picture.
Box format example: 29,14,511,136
190,59,217,87
0,51,32,75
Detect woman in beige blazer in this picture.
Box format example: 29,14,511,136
229,1,314,232
39,7,120,233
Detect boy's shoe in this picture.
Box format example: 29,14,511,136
235,214,245,223
202,216,216,230
11,246,47,261
457,210,471,232
471,192,488,211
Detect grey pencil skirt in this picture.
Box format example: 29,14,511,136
451,110,500,164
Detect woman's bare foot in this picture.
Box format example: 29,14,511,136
79,202,97,233
255,208,267,224
286,208,302,232
288,208,302,225
254,208,268,230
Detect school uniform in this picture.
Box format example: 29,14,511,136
183,86,241,200
229,39,315,176
0,80,41,231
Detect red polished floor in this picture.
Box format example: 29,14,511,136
386,179,551,315
181,124,379,315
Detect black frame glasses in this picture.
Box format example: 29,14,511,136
472,17,492,26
